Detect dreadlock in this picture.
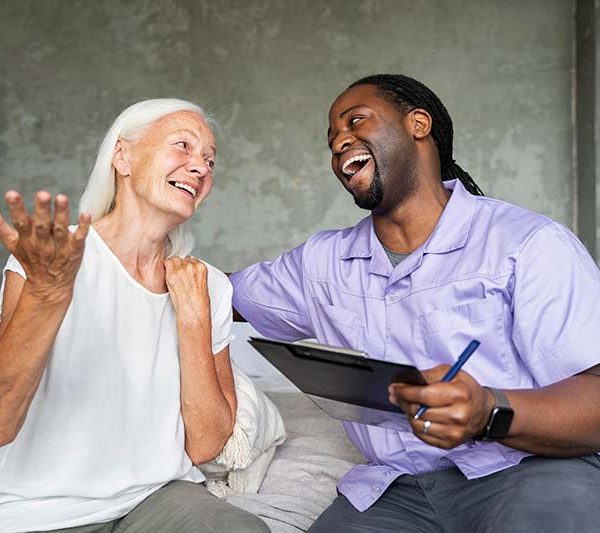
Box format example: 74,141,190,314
348,74,484,196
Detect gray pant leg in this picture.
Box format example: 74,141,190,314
31,521,117,533
308,475,443,533
428,455,600,533
311,455,600,533
114,481,269,533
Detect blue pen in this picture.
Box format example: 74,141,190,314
413,339,481,420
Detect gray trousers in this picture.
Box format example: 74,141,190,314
34,481,269,533
309,455,600,533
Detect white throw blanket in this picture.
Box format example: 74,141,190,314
200,364,287,496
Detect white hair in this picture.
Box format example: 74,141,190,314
79,98,215,257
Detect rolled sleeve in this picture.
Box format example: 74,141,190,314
206,264,234,355
511,222,600,386
3,255,26,279
1,255,26,316
230,242,314,341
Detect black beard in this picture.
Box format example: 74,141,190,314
353,167,384,210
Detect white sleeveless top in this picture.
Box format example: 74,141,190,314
0,227,233,532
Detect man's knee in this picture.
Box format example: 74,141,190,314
308,495,367,533
476,456,600,533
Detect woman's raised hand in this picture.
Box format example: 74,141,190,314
0,190,91,300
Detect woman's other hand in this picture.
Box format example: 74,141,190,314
165,257,212,331
0,191,91,301
166,256,235,463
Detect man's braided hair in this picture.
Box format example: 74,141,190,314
349,74,484,196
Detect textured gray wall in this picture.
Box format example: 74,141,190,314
576,0,599,258
0,0,574,272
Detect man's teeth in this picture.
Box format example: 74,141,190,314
173,182,197,197
342,154,372,176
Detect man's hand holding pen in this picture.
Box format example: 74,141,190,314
388,363,496,449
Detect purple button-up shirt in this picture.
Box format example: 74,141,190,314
231,180,600,511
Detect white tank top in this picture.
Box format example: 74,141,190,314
0,227,233,532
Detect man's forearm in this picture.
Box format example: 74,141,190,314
501,373,600,456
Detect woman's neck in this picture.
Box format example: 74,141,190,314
93,209,171,293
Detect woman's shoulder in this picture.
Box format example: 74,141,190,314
196,259,232,293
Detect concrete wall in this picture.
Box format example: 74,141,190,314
0,0,574,271
576,0,598,257
590,0,600,258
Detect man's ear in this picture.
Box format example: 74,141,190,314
409,109,432,140
112,139,131,177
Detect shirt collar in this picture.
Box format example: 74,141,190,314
339,179,477,265
423,179,477,254
339,215,373,260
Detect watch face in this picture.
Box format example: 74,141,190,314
488,407,514,440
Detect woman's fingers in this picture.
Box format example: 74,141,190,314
0,212,18,251
165,257,210,320
1,191,88,300
31,192,55,263
71,212,91,255
5,191,32,238
33,191,53,236
52,195,70,245
2,191,90,266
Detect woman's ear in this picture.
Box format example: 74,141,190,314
409,108,433,140
112,139,131,177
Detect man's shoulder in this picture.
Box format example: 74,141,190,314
474,194,551,224
471,194,556,245
304,217,369,252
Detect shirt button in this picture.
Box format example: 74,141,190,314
385,471,391,477
373,486,381,492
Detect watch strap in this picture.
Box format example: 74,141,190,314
487,387,511,410
483,387,514,440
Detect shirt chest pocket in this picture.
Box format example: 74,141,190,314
417,294,511,379
312,300,365,352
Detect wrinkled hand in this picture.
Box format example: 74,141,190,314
388,365,494,449
165,257,211,328
0,190,91,300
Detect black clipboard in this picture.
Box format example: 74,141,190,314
248,337,426,430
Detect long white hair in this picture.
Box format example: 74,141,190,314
79,98,215,257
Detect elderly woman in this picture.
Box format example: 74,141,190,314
0,100,268,533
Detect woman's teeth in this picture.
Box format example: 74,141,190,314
171,181,197,197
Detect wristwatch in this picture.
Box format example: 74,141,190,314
482,387,514,440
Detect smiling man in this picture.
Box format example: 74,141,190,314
230,74,600,532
